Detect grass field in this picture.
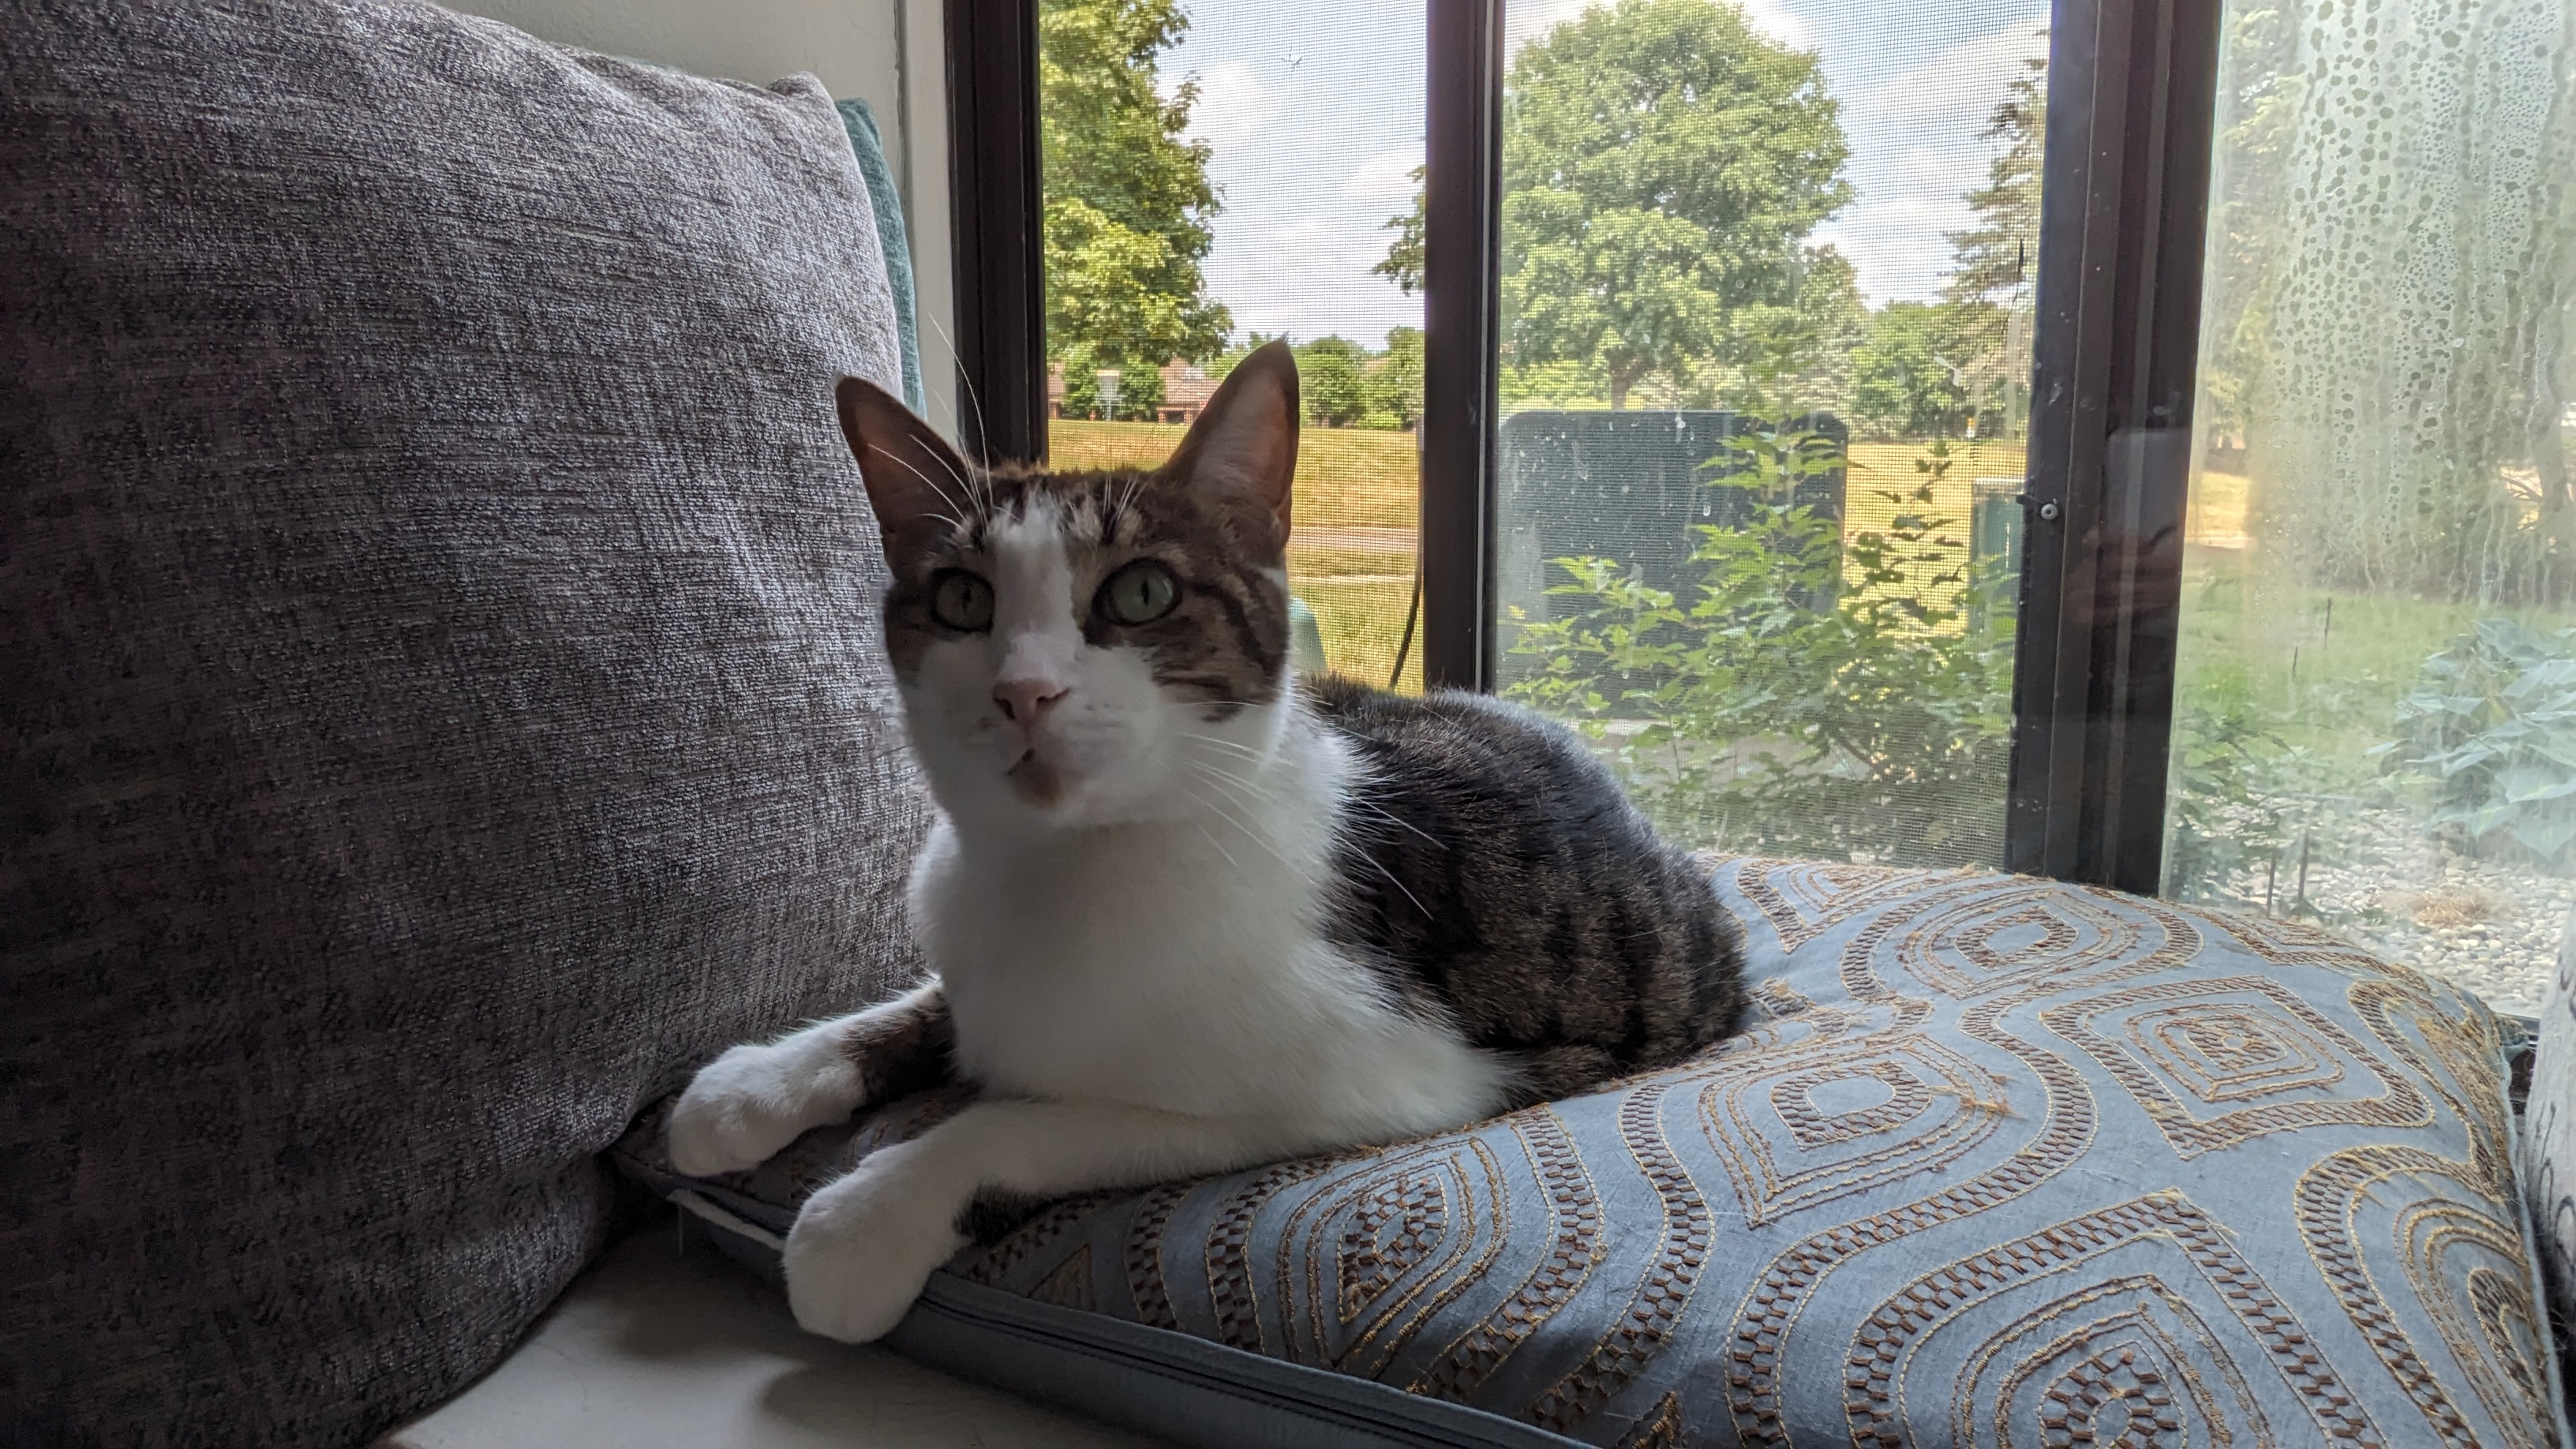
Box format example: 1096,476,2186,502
1048,419,2300,700
1052,419,1424,690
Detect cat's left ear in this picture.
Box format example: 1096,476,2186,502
1160,340,1299,556
836,376,976,557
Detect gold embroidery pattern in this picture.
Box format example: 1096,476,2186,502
2128,1002,2343,1102
1524,1078,1713,1432
1733,856,1975,952
1721,874,2186,1444
964,1191,1121,1287
1123,1180,1193,1330
2462,1264,2551,1432
1275,1137,1507,1376
1698,1032,2007,1226
2042,976,2431,1159
1412,1108,1601,1402
1848,1193,2372,1444
2205,908,2416,983
1609,1390,1685,1449
1204,1155,1346,1353
2298,1145,2549,1449
1030,1241,1096,1312
2407,1206,2555,1447
1964,1275,2272,1449
1886,881,2159,1001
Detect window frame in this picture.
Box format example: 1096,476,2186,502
946,0,2230,893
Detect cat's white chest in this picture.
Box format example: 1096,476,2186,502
912,816,1505,1138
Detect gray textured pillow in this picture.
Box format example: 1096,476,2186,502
0,2,927,1442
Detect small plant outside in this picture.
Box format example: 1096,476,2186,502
1504,428,2013,868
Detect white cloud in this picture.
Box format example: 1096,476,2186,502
1507,0,1813,55
1178,59,1290,148
1205,212,1421,343
1342,144,1426,200
1739,0,1817,50
1813,193,1978,305
1851,20,2047,125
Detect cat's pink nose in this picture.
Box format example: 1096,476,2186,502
993,679,1069,723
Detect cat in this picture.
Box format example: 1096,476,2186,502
667,340,1747,1343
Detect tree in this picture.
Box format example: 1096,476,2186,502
1496,0,1852,410
1946,48,2043,309
1040,0,1232,417
1374,166,1426,297
1361,326,1425,429
1706,243,1866,414
1849,302,1975,440
1294,338,1370,426
1941,43,2045,439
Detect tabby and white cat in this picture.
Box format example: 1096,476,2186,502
668,343,1746,1343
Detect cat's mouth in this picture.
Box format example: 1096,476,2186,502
1006,748,1065,806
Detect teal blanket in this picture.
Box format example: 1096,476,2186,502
835,99,923,412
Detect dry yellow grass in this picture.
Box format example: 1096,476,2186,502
2190,470,2251,548
1048,419,1418,532
1048,420,1424,687
1044,422,2052,667
1840,443,2027,622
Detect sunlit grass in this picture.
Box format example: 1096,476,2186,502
1052,418,1425,691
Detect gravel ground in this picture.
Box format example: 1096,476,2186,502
2183,807,2568,1017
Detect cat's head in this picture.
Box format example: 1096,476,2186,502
837,343,1301,833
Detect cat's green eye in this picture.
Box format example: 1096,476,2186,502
930,569,994,631
1098,560,1180,626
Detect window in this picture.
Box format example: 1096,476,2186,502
2159,0,2576,1013
1035,0,1429,690
1488,0,2046,869
948,0,2576,1015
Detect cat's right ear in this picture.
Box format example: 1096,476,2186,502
836,376,975,553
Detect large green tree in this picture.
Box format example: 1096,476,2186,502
1041,0,1231,420
1361,326,1426,429
1497,0,1852,409
1941,44,2044,438
1373,166,1425,297
1849,301,1977,440
1945,50,2043,308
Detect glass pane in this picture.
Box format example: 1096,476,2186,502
1493,0,2046,867
1038,0,1427,690
2163,0,2576,1013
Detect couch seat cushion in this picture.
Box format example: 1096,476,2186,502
620,860,2563,1447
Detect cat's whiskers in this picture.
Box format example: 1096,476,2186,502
910,304,995,499
1183,730,1435,855
1178,807,1247,876
1177,762,1301,877
1354,798,1441,850
877,450,972,534
1179,754,1286,827
1178,731,1280,769
1182,758,1286,812
1356,840,1432,920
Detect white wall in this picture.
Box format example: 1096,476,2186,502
447,0,957,439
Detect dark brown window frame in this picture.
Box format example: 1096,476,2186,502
944,0,2227,893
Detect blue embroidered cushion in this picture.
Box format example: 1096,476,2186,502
2528,913,2576,1425
620,860,2563,1447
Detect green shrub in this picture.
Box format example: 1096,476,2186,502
2163,680,2366,914
2376,617,2576,870
1503,428,2013,866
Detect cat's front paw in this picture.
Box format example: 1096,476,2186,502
668,1028,862,1177
782,1145,970,1343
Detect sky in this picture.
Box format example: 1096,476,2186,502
1154,0,2049,351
